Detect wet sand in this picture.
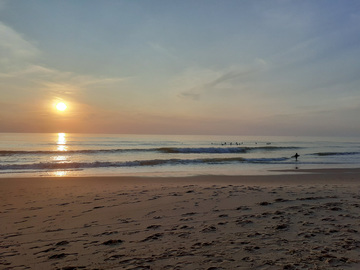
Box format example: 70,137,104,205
1,169,360,269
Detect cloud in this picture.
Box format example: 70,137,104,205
0,21,129,118
0,21,40,71
178,60,267,100
1,61,127,97
0,64,55,78
0,21,127,94
70,75,127,87
178,69,247,100
148,42,178,60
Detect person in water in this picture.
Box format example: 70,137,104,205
292,153,300,161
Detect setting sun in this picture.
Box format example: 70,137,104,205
56,102,67,111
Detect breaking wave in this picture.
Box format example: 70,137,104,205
0,157,291,171
0,146,301,156
312,152,360,156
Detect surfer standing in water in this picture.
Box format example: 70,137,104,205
292,153,300,161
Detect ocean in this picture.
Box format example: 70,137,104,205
0,133,359,177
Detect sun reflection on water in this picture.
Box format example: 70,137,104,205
54,171,68,177
57,133,67,151
54,133,69,177
52,155,67,162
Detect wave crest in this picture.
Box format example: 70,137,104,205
0,156,290,171
0,146,301,156
313,152,360,156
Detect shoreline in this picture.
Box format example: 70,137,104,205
1,164,360,179
1,168,360,269
1,167,360,184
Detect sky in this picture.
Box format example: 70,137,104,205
1,0,360,136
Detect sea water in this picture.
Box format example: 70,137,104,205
0,133,359,177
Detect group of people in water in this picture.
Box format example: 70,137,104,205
214,142,272,146
212,142,301,161
221,142,243,146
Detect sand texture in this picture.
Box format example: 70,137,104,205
1,170,360,269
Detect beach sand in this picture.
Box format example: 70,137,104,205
1,169,360,269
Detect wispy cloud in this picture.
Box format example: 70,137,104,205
148,42,179,60
0,21,39,70
38,73,128,99
0,21,128,101
179,60,267,100
1,62,128,97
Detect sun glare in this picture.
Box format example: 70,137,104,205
56,102,67,111
57,133,67,151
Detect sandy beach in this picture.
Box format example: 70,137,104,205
1,169,360,270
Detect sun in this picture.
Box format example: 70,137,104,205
56,102,67,111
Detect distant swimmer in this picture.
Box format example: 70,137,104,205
292,153,300,161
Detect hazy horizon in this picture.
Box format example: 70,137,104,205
1,0,360,136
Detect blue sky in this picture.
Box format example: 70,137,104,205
1,0,360,136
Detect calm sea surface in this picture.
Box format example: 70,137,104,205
0,133,359,177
